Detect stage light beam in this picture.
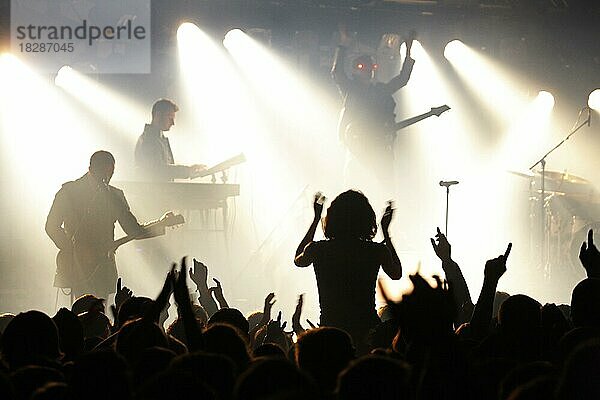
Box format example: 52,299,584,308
443,39,529,120
589,89,600,111
54,64,146,142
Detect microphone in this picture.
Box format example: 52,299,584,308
439,180,459,187
98,178,109,191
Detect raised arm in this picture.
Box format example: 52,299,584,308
208,278,229,309
249,292,276,348
294,193,324,267
470,243,512,340
291,294,305,336
579,229,600,278
379,202,402,280
331,25,354,98
384,35,415,95
174,258,204,351
430,227,473,324
262,311,290,351
143,267,174,324
111,278,134,326
189,259,219,317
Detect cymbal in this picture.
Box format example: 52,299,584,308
540,171,589,185
507,169,534,179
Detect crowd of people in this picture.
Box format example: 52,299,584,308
2,188,600,399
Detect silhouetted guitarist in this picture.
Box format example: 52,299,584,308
46,151,174,299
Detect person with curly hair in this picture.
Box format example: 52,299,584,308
294,190,402,351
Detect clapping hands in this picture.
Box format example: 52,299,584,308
313,192,325,221
381,201,394,234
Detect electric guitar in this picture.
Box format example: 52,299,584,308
342,105,451,152
390,105,450,132
54,212,185,288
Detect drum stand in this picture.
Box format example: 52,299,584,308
529,107,591,278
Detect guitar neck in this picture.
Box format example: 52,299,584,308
112,219,166,252
113,235,136,250
393,111,435,132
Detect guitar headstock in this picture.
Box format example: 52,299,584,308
431,105,450,116
159,212,185,227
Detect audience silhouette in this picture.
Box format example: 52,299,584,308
2,189,599,399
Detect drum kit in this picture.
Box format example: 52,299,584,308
510,105,594,278
510,169,600,276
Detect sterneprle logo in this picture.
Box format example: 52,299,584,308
11,0,151,74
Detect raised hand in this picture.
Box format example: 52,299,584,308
291,294,305,334
263,292,276,320
484,243,512,282
172,257,203,351
264,311,288,348
313,192,325,221
173,260,189,307
267,311,287,333
430,227,451,262
579,229,600,278
189,258,209,288
115,277,133,312
381,201,394,234
142,264,176,324
208,278,229,309
405,30,416,57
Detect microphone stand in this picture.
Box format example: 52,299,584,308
439,181,459,238
445,185,450,236
528,107,591,278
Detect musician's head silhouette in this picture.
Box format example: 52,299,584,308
89,150,115,184
352,54,377,83
151,98,178,132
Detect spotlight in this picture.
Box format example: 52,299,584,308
223,29,245,48
589,89,600,111
54,65,74,87
444,40,465,60
535,90,555,110
176,22,200,44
